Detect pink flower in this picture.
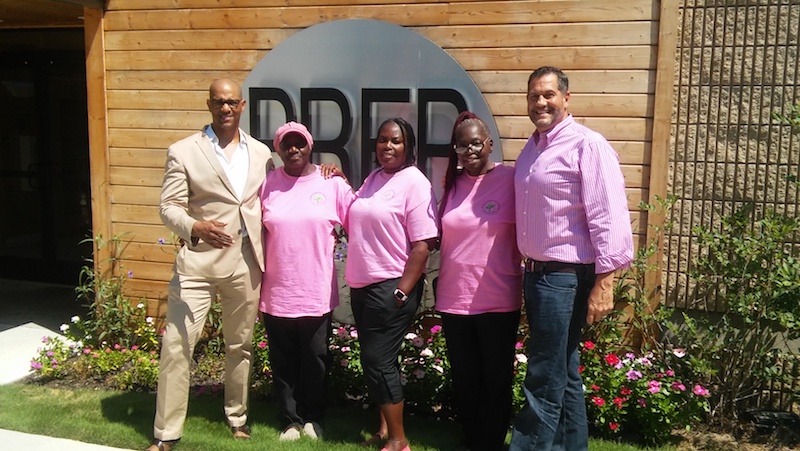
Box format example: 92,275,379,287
666,369,675,377
342,346,351,353
591,396,605,406
671,381,686,392
412,337,424,348
590,384,600,391
693,385,710,396
30,361,42,370
83,348,91,354
648,380,662,394
412,368,426,379
114,344,121,350
430,325,442,334
609,422,619,431
350,329,358,338
583,341,595,350
337,327,349,339
131,345,139,351
620,386,631,395
515,342,524,350
673,348,686,358
638,398,647,407
341,359,348,367
612,397,625,409
626,369,643,381
257,341,267,349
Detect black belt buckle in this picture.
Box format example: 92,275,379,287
525,259,592,276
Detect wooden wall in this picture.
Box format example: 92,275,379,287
85,0,678,316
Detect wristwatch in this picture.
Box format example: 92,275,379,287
393,288,408,303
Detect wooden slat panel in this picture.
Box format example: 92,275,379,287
501,139,650,166
110,148,168,168
111,185,161,206
109,129,195,149
105,29,298,50
472,70,655,94
108,90,207,110
626,188,647,210
486,93,652,118
110,167,165,187
112,222,172,244
449,46,656,71
497,116,651,141
111,204,162,225
106,50,265,70
123,278,169,302
448,0,658,24
122,260,174,282
630,211,647,235
416,22,657,48
109,109,208,130
124,242,179,264
107,71,250,90
105,5,449,31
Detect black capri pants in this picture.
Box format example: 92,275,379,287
350,276,424,405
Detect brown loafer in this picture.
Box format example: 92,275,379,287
231,424,251,440
145,439,178,451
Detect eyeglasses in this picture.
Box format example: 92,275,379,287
454,137,490,155
210,98,242,109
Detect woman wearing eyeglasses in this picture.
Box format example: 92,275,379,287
435,111,522,451
258,121,355,442
345,118,438,451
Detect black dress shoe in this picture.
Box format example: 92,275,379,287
231,424,251,439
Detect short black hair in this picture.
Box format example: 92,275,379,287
528,66,569,93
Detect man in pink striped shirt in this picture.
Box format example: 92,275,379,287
510,66,634,451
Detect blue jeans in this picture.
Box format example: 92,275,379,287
509,270,594,451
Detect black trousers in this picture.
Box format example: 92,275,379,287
350,276,423,405
441,310,521,451
262,312,332,427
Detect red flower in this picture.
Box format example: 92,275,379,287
612,397,626,409
591,396,605,406
590,384,600,391
620,386,631,395
578,365,584,374
609,422,619,431
583,341,595,350
605,354,620,366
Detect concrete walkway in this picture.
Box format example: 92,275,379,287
0,279,136,451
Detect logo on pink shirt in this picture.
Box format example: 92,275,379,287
310,192,327,205
483,200,500,214
381,190,396,200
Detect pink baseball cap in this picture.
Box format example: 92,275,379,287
274,121,314,151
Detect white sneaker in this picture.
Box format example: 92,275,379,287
279,425,302,441
303,421,323,440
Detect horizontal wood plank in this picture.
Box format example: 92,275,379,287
111,185,162,205
500,139,650,165
447,0,658,25
110,148,168,168
472,70,655,94
105,29,298,50
108,90,208,110
109,129,197,149
107,71,250,90
415,22,657,48
111,204,162,225
486,93,652,118
110,166,166,187
124,242,179,264
497,116,652,141
109,109,209,130
448,46,656,71
106,50,266,70
112,222,172,244
121,260,174,282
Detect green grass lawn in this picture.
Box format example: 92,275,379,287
0,383,675,451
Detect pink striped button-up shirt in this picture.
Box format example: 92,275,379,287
514,115,634,274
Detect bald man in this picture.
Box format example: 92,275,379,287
147,79,273,451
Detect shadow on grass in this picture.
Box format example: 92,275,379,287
98,390,463,450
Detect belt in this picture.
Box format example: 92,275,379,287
524,259,594,276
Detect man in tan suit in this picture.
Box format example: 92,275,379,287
147,79,273,451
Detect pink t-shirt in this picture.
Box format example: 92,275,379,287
344,166,439,289
259,166,355,317
436,164,523,315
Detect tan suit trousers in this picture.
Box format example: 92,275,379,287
153,237,261,441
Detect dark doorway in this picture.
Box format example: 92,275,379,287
0,46,91,284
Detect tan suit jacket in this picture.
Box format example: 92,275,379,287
160,126,273,278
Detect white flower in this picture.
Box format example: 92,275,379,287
137,303,145,309
420,348,433,357
59,324,69,332
405,333,418,340
70,315,80,323
516,353,528,364
146,317,154,324
673,348,686,358
433,364,444,374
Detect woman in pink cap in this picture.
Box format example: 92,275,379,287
436,111,522,451
258,121,354,442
